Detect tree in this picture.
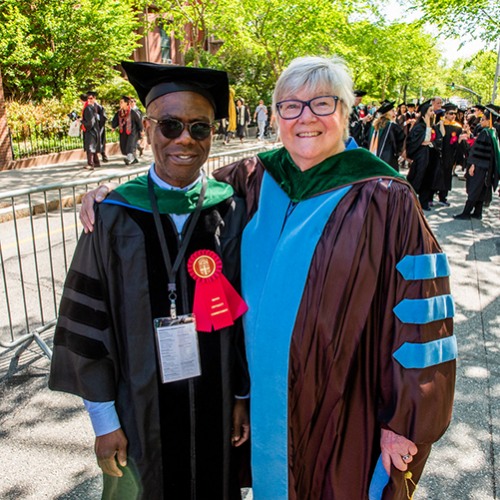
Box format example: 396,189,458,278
0,0,142,101
447,51,498,104
409,0,500,44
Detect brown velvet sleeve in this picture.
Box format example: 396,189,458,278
288,178,455,499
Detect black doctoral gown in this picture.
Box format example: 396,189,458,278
49,180,249,500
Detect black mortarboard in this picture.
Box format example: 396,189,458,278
377,100,396,115
417,99,432,116
86,91,98,97
407,102,416,108
443,103,458,111
485,107,500,119
474,104,486,112
485,103,500,113
354,90,367,97
121,61,229,119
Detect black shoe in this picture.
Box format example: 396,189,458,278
422,205,431,211
124,159,130,165
470,213,482,220
102,156,109,162
453,213,470,220
131,158,139,164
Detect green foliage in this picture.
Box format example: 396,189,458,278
409,0,500,43
0,0,142,101
447,51,499,104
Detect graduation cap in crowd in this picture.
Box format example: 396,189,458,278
121,61,229,119
354,90,367,97
377,100,396,115
484,106,500,120
86,91,98,97
443,103,458,112
485,103,500,113
417,99,432,116
407,102,416,108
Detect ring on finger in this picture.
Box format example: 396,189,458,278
402,454,411,462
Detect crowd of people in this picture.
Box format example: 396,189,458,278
50,56,459,500
350,93,500,219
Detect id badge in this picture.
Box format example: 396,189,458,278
153,314,201,383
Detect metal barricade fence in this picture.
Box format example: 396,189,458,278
0,144,272,371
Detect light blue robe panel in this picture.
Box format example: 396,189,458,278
241,172,351,499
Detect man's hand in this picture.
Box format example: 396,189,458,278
80,183,117,234
380,428,418,474
469,164,475,177
95,428,128,477
231,399,250,447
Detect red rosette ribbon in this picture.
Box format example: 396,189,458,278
187,250,248,332
450,132,458,145
430,129,436,142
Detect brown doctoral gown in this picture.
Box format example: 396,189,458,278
214,147,456,500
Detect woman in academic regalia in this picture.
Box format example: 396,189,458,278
368,100,405,170
406,100,443,210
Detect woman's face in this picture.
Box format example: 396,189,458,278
277,88,346,171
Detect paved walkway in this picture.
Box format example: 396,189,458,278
0,149,499,499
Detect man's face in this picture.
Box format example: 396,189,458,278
87,95,96,105
354,96,362,106
432,98,443,110
144,91,214,187
445,110,457,121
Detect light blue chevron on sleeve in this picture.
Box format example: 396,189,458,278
393,335,458,369
393,294,455,324
368,455,389,500
396,253,450,281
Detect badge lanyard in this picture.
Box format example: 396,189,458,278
147,173,207,319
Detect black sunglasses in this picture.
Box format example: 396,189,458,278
147,117,214,140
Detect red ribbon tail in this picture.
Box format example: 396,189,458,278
220,275,248,319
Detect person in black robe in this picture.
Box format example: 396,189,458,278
349,89,373,146
437,103,462,205
50,62,250,500
406,100,441,210
111,96,144,165
454,108,500,220
368,100,405,170
81,92,102,169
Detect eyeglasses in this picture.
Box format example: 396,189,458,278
146,117,214,140
446,112,457,115
276,95,340,120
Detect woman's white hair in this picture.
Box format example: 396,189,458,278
272,56,355,140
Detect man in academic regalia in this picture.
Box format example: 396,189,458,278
349,89,373,146
49,62,250,500
81,91,103,169
454,106,500,220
